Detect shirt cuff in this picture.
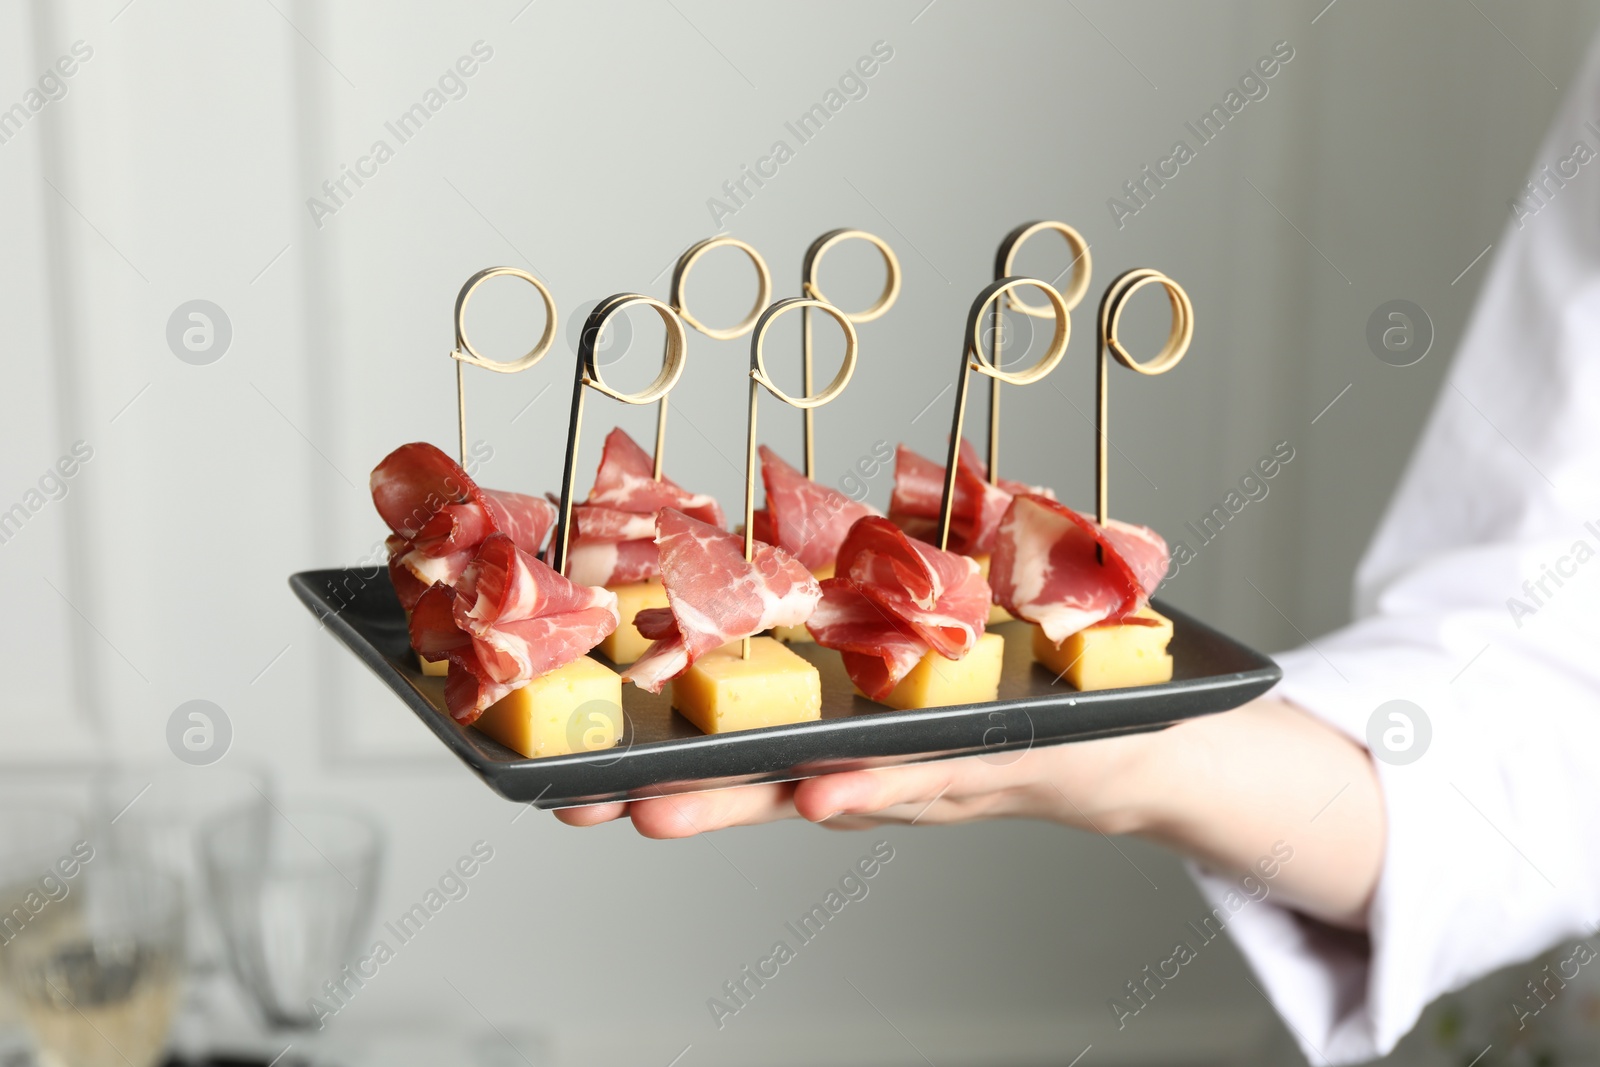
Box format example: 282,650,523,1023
1188,636,1594,1063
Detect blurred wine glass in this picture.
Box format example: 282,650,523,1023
325,1025,551,1066
0,801,87,1066
200,801,382,1043
0,861,184,1067
92,762,273,1059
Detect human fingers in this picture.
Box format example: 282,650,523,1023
552,801,630,827
627,782,800,839
791,756,1040,825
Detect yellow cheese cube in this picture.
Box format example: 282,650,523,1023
472,656,624,758
598,578,669,665
671,637,821,734
1032,607,1174,691
774,563,834,643
871,632,1005,711
970,553,1013,625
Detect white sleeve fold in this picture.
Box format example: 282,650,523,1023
1188,27,1600,1065
1196,629,1600,1063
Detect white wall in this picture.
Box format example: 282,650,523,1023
3,1,1596,1063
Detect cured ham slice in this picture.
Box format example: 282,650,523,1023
562,428,725,587
888,439,1052,557
409,533,619,724
623,509,820,693
371,442,556,611
807,516,991,701
750,445,880,572
990,494,1169,644
563,540,660,594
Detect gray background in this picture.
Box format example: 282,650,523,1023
2,0,1594,1063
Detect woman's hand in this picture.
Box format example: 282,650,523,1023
555,698,1386,931
554,728,1154,836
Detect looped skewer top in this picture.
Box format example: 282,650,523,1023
742,296,861,657
794,229,902,478
449,266,559,465
647,236,773,480
670,236,774,341
984,221,1091,485
1094,267,1193,526
936,276,1071,552
580,294,687,404
550,294,689,578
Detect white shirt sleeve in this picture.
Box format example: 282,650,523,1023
1188,28,1600,1065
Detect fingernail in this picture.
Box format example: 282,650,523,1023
817,810,841,822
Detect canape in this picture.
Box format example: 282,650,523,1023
622,509,823,734
992,494,1172,691
410,533,623,758
371,442,557,676
809,516,1000,711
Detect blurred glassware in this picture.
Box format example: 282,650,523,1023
0,861,184,1067
0,802,87,1067
324,1025,551,1067
92,762,273,1060
200,802,382,1033
91,762,273,918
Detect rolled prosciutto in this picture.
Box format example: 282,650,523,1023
989,494,1168,644
561,428,725,587
806,516,991,701
622,509,820,694
409,533,619,724
750,445,880,572
371,442,556,611
888,439,1052,558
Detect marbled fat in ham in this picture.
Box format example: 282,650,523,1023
371,442,556,611
409,533,619,724
989,494,1169,644
622,509,821,694
888,439,1052,557
806,516,991,701
750,445,880,572
561,428,725,587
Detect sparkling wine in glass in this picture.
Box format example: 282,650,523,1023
0,801,87,1065
1,863,185,1067
92,761,273,1059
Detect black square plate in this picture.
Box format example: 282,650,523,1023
291,569,1280,808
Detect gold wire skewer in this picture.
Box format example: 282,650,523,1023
936,277,1071,552
798,229,901,478
655,236,773,480
1094,268,1193,527
987,222,1092,485
743,296,860,657
550,294,689,579
450,267,559,466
